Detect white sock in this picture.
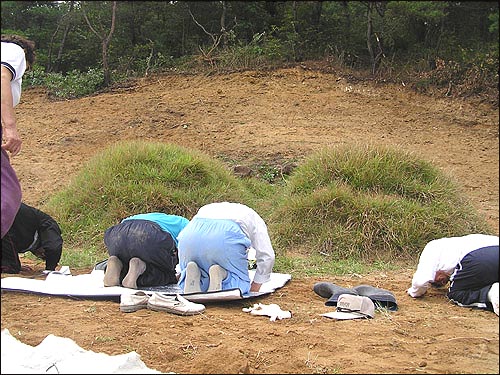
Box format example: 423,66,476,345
487,282,499,316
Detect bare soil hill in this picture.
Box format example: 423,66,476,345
1,66,498,374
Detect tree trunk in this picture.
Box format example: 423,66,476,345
82,1,117,86
46,24,61,72
102,1,117,86
366,2,375,74
54,22,72,72
292,1,299,61
341,1,351,54
311,1,323,30
47,1,75,73
220,1,227,49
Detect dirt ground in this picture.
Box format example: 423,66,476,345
1,65,499,374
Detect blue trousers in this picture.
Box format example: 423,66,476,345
177,218,251,293
448,245,499,311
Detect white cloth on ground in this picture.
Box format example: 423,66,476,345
242,303,292,321
1,329,161,374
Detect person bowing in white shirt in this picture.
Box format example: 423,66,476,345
407,233,499,316
177,202,275,295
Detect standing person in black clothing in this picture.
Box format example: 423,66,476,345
1,202,63,273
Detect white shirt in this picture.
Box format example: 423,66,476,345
194,202,275,285
407,234,499,297
1,42,27,107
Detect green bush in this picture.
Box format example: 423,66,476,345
269,144,491,264
205,32,289,72
23,65,47,88
24,67,105,99
44,140,259,261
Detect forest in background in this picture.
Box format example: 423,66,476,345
1,1,498,103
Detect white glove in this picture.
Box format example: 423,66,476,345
242,303,292,321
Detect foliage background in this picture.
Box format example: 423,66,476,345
1,1,498,103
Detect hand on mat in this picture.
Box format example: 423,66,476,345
242,303,292,321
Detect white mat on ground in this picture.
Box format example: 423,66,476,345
0,268,291,303
1,328,161,374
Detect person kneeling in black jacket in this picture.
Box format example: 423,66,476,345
1,202,63,273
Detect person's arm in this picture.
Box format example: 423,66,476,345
43,245,62,271
1,65,22,156
249,281,262,292
407,272,433,297
34,207,63,271
407,241,440,298
248,214,275,292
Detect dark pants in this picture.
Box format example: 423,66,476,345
447,245,499,311
1,233,23,273
104,219,178,287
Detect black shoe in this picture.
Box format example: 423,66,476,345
313,282,356,299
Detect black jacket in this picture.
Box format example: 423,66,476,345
1,203,63,272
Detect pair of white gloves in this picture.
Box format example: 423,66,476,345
242,303,292,321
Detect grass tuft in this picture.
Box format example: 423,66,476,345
269,144,491,265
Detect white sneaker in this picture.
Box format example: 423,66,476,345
487,282,499,316
147,293,205,316
120,291,150,313
208,264,228,292
184,261,201,294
